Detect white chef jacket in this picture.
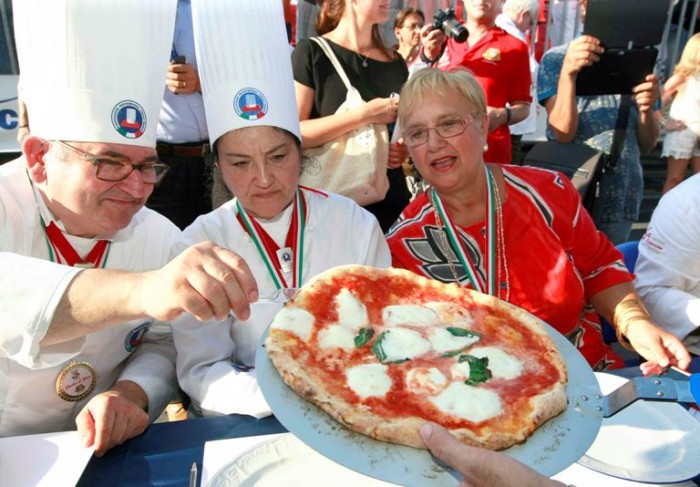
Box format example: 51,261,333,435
0,158,181,437
635,173,700,356
171,188,391,418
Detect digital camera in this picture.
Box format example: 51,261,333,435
431,8,468,43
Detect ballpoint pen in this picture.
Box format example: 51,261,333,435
189,462,198,487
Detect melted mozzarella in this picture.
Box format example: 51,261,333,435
430,382,502,422
381,328,431,361
335,289,369,331
382,305,439,327
318,325,355,351
424,302,474,327
406,367,448,395
270,307,315,341
470,346,523,380
429,327,480,354
346,363,392,399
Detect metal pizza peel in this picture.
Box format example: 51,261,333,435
573,370,699,418
255,319,604,486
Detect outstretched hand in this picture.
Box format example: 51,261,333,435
137,241,259,322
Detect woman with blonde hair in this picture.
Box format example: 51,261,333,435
387,68,691,372
292,0,411,231
659,33,700,193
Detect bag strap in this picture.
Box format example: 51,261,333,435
607,95,633,169
310,37,355,93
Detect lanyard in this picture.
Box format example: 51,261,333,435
431,165,496,295
41,219,111,268
235,189,306,289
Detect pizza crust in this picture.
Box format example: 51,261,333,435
266,265,568,450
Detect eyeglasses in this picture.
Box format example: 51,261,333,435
55,140,169,184
401,22,424,30
402,116,475,147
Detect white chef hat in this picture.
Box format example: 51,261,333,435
192,0,301,146
13,0,176,148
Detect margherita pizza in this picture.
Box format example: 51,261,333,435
265,265,568,450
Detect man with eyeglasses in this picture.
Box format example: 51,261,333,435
420,0,532,165
0,0,257,455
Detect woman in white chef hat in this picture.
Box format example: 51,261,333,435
170,0,390,418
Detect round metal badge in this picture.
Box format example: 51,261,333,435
55,361,97,402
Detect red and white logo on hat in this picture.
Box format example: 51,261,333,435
111,100,147,139
234,88,268,121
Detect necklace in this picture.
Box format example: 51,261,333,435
431,166,509,301
358,50,370,67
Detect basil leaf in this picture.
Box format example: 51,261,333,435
442,347,468,358
371,331,387,362
458,354,492,385
354,327,375,348
446,327,482,338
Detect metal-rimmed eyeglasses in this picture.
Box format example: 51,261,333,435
402,115,475,147
55,140,170,184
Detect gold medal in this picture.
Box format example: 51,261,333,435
55,361,97,402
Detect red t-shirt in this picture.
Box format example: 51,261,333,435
387,166,630,370
436,27,531,164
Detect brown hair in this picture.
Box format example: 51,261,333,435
316,0,392,57
393,7,425,29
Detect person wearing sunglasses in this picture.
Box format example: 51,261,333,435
0,0,257,456
386,68,691,373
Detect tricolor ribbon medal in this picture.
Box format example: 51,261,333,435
41,219,111,269
55,361,97,402
236,189,306,289
432,165,497,296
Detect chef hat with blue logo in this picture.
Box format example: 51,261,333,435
192,0,301,146
13,0,176,148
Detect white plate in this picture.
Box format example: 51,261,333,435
576,372,700,483
207,434,398,487
256,319,602,486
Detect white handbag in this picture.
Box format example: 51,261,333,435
299,37,390,206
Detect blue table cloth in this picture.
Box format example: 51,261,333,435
77,415,286,486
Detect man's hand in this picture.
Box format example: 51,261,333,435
420,24,447,62
166,61,201,95
137,241,259,323
561,35,604,77
75,381,150,457
420,423,564,487
632,74,660,114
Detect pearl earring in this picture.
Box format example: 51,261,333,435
483,143,489,152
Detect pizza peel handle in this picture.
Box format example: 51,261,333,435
575,376,700,418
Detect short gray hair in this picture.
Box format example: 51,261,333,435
502,0,539,23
